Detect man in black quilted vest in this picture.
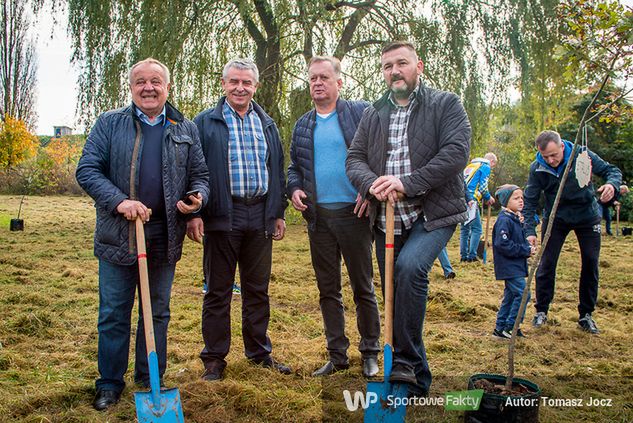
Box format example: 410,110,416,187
346,42,471,396
287,56,381,378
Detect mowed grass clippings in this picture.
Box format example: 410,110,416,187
0,194,631,423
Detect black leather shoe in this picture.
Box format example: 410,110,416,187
389,364,417,385
92,390,120,411
362,357,379,378
201,361,225,381
312,361,350,377
254,357,292,375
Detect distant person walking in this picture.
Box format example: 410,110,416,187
599,183,629,236
460,153,497,262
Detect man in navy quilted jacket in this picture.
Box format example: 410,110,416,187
287,56,381,378
76,58,209,411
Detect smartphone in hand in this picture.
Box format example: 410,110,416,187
182,190,200,205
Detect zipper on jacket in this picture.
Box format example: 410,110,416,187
310,115,318,226
128,120,143,254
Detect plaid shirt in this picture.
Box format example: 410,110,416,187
223,100,269,198
377,85,424,235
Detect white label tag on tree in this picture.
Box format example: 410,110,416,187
575,150,592,187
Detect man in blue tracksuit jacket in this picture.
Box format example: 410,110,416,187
523,130,622,334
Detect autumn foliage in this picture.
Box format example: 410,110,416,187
0,114,37,169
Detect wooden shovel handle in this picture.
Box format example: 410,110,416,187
483,203,492,253
135,217,157,356
385,202,395,346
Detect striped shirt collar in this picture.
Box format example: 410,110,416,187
134,105,167,127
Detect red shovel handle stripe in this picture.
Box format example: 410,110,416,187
138,253,147,259
385,243,394,249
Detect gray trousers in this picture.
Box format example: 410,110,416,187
308,205,381,365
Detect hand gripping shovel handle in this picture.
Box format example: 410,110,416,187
135,216,161,406
384,201,395,377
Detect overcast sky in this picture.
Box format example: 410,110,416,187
34,7,78,136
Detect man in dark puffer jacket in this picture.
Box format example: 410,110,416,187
346,42,471,396
524,130,622,334
76,58,209,411
287,56,381,378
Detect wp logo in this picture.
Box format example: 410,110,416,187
343,390,378,411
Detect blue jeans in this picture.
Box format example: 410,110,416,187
96,256,175,393
460,206,482,260
375,219,456,395
495,277,530,331
437,247,454,277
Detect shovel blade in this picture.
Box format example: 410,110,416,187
134,387,185,423
363,381,407,423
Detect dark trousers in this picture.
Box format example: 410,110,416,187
308,205,381,365
375,218,456,395
200,201,273,368
601,203,613,235
535,218,601,317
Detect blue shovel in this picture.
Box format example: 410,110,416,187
134,217,185,423
364,202,407,423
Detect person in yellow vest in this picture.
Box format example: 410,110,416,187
460,152,497,262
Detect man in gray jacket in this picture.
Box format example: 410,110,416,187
76,58,209,411
346,41,471,396
287,56,380,378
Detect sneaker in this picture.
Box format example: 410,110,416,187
578,313,600,334
492,329,511,340
532,312,548,328
445,271,456,280
232,283,241,295
502,328,527,338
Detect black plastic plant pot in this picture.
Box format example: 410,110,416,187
10,218,24,231
464,373,541,423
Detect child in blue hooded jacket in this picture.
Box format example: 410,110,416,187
492,184,536,339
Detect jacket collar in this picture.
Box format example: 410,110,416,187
306,97,348,125
129,100,184,125
373,78,425,111
501,208,521,221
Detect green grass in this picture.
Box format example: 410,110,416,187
0,195,632,422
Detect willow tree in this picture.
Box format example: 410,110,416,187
1,0,38,130
58,0,558,149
